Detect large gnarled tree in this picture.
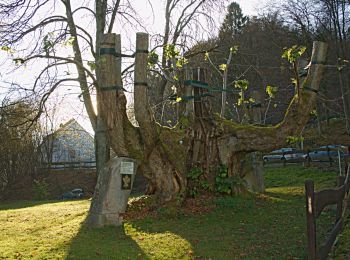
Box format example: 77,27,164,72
0,1,328,224
97,32,327,204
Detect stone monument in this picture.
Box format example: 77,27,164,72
86,157,137,227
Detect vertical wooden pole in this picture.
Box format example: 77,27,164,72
327,147,333,166
134,33,157,149
192,68,203,118
184,66,194,117
344,156,349,176
307,150,311,167
192,68,210,118
305,180,317,260
96,33,119,178
98,33,129,156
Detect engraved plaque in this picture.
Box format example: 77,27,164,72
121,161,134,175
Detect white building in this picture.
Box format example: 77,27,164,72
41,119,95,169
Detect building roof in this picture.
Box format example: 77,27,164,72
49,119,94,140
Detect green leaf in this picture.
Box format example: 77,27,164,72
286,136,304,144
148,51,159,67
176,97,182,103
234,80,249,90
266,85,278,98
282,45,306,64
43,34,55,54
230,45,239,54
1,46,14,54
13,58,25,65
87,61,96,71
219,64,227,71
176,57,188,68
62,36,75,46
204,52,209,61
164,44,179,60
310,110,317,116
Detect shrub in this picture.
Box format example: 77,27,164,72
33,179,49,200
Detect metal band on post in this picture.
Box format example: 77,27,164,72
134,82,148,87
100,85,127,92
100,48,135,58
100,48,120,57
135,49,149,54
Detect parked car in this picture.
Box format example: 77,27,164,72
303,145,350,162
59,188,84,200
263,148,304,163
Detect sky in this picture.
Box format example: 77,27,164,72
236,0,267,16
0,0,270,134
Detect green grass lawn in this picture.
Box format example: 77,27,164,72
0,166,340,259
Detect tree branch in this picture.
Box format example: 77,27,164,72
107,0,121,33
61,0,97,130
221,41,328,153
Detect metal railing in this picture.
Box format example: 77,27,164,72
40,161,96,169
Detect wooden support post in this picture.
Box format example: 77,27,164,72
184,67,194,117
192,68,210,118
134,33,157,149
192,68,203,118
98,33,129,156
305,180,317,260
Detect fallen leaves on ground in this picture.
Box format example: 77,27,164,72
123,194,216,221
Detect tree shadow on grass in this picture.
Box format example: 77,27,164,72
263,189,305,202
124,194,308,259
66,222,148,259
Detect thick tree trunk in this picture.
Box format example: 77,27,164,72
93,34,328,205
133,33,186,202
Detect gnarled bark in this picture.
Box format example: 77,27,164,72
95,34,327,204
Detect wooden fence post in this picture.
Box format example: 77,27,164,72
307,150,311,167
305,180,317,260
327,147,333,167
345,158,349,176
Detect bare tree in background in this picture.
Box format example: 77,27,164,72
275,0,350,133
0,0,140,183
0,101,41,199
152,0,229,103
